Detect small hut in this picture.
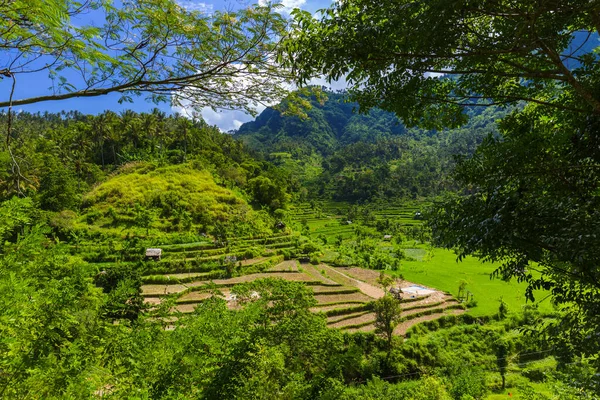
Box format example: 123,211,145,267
145,248,162,261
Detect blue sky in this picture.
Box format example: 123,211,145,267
0,0,333,130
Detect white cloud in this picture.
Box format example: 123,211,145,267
281,0,306,12
173,100,267,132
258,0,306,14
176,0,213,13
308,76,348,92
173,75,348,132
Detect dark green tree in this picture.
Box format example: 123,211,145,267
495,339,511,390
38,159,79,211
247,175,289,210
373,294,402,352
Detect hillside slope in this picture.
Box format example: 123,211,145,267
78,162,276,240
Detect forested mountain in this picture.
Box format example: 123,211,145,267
235,91,510,200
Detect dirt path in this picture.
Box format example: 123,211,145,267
318,264,385,299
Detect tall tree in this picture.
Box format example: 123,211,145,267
373,294,402,352
284,0,600,376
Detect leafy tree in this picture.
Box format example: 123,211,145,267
38,159,79,211
495,339,511,390
373,295,402,352
0,0,291,113
284,1,600,127
285,0,600,371
498,297,509,320
0,225,104,398
94,264,146,322
247,175,289,210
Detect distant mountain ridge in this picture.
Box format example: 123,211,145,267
234,90,510,201
235,92,407,156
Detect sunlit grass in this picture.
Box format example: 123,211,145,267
392,248,553,317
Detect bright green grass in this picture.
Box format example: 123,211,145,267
391,248,553,317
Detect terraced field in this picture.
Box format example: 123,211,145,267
83,201,466,336
136,237,463,335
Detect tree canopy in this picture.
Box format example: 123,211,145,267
284,0,600,128
283,0,600,368
0,0,291,114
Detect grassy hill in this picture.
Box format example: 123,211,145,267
74,162,277,242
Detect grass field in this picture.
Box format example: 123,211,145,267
392,248,554,317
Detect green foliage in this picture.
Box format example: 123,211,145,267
0,226,104,397
0,196,34,240
94,263,146,322
338,376,452,400
495,339,511,389
236,91,507,202
0,1,292,112
284,1,600,125
38,159,79,211
373,295,402,351
286,0,600,379
247,175,290,210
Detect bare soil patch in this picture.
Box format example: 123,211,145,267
177,291,215,303
211,272,315,285
345,323,376,333
401,293,451,309
338,267,385,286
144,297,162,305
184,272,316,288
240,257,268,266
394,309,465,335
173,303,197,313
142,284,188,295
301,263,339,285
311,285,357,294
314,292,373,304
267,260,298,272
319,264,385,299
327,311,370,324
328,312,375,328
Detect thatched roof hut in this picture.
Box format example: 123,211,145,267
145,248,162,261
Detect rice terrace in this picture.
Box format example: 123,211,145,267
136,201,525,334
